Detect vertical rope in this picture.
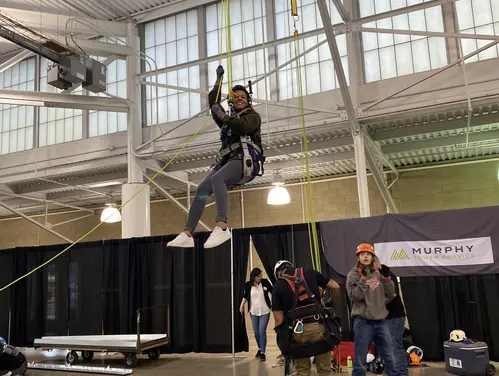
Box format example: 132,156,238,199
224,0,233,94
291,7,321,273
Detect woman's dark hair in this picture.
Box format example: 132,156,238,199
250,268,262,284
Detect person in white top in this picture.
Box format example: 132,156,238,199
240,268,273,361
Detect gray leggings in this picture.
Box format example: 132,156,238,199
184,159,243,232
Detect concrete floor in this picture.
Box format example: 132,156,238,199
21,347,450,376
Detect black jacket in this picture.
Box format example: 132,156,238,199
208,85,262,162
243,279,273,314
386,272,406,319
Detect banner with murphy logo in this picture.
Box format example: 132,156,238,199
374,237,493,268
319,206,499,277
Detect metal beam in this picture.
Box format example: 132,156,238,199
363,39,499,112
0,190,94,213
67,39,129,58
133,0,210,23
143,160,198,188
0,88,129,112
354,0,456,25
139,28,331,80
0,49,33,73
317,0,371,217
316,0,357,127
146,175,211,231
360,27,499,42
1,0,90,16
51,213,94,228
0,200,73,243
381,128,499,154
139,80,341,116
0,8,127,37
362,130,398,174
187,151,356,181
46,185,122,201
102,55,119,66
370,113,499,141
163,136,354,172
364,147,398,213
331,0,351,22
138,0,452,80
35,177,112,197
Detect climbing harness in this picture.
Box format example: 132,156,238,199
276,267,341,359
290,1,322,272
215,133,266,186
280,268,324,324
215,1,266,186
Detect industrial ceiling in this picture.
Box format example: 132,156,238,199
0,0,498,221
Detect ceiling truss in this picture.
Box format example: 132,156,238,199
0,0,498,220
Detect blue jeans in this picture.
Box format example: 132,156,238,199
250,313,270,353
352,317,398,376
386,317,408,376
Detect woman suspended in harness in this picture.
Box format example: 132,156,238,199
168,65,265,249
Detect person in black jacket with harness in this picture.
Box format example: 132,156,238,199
168,65,265,249
272,260,341,376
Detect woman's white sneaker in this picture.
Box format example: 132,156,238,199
167,232,194,248
204,226,232,248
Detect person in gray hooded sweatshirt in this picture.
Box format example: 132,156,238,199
346,243,400,376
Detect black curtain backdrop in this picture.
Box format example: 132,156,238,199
0,251,14,341
250,223,352,340
102,237,156,335
401,274,499,361
251,224,296,284
5,220,498,360
11,245,69,347
68,241,103,336
171,230,249,353
1,232,249,354
232,229,250,353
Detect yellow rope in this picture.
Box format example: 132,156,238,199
1,0,237,293
224,0,233,94
0,80,225,293
291,11,321,272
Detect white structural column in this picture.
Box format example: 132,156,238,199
316,0,370,217
122,22,151,238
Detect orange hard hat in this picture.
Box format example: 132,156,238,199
409,353,421,366
356,243,375,255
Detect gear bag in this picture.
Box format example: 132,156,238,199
275,268,341,359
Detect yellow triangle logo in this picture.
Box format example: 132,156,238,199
391,249,410,260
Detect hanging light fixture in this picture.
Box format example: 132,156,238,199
100,203,122,223
267,173,291,205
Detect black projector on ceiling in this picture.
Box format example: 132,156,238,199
82,58,107,94
47,56,87,90
46,57,107,94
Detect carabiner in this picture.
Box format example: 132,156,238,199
293,320,304,334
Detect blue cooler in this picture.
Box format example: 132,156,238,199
444,341,495,376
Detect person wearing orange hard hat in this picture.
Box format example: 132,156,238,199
346,243,403,376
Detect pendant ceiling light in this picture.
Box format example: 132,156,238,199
100,203,122,223
267,173,291,205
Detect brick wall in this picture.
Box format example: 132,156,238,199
0,161,498,250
